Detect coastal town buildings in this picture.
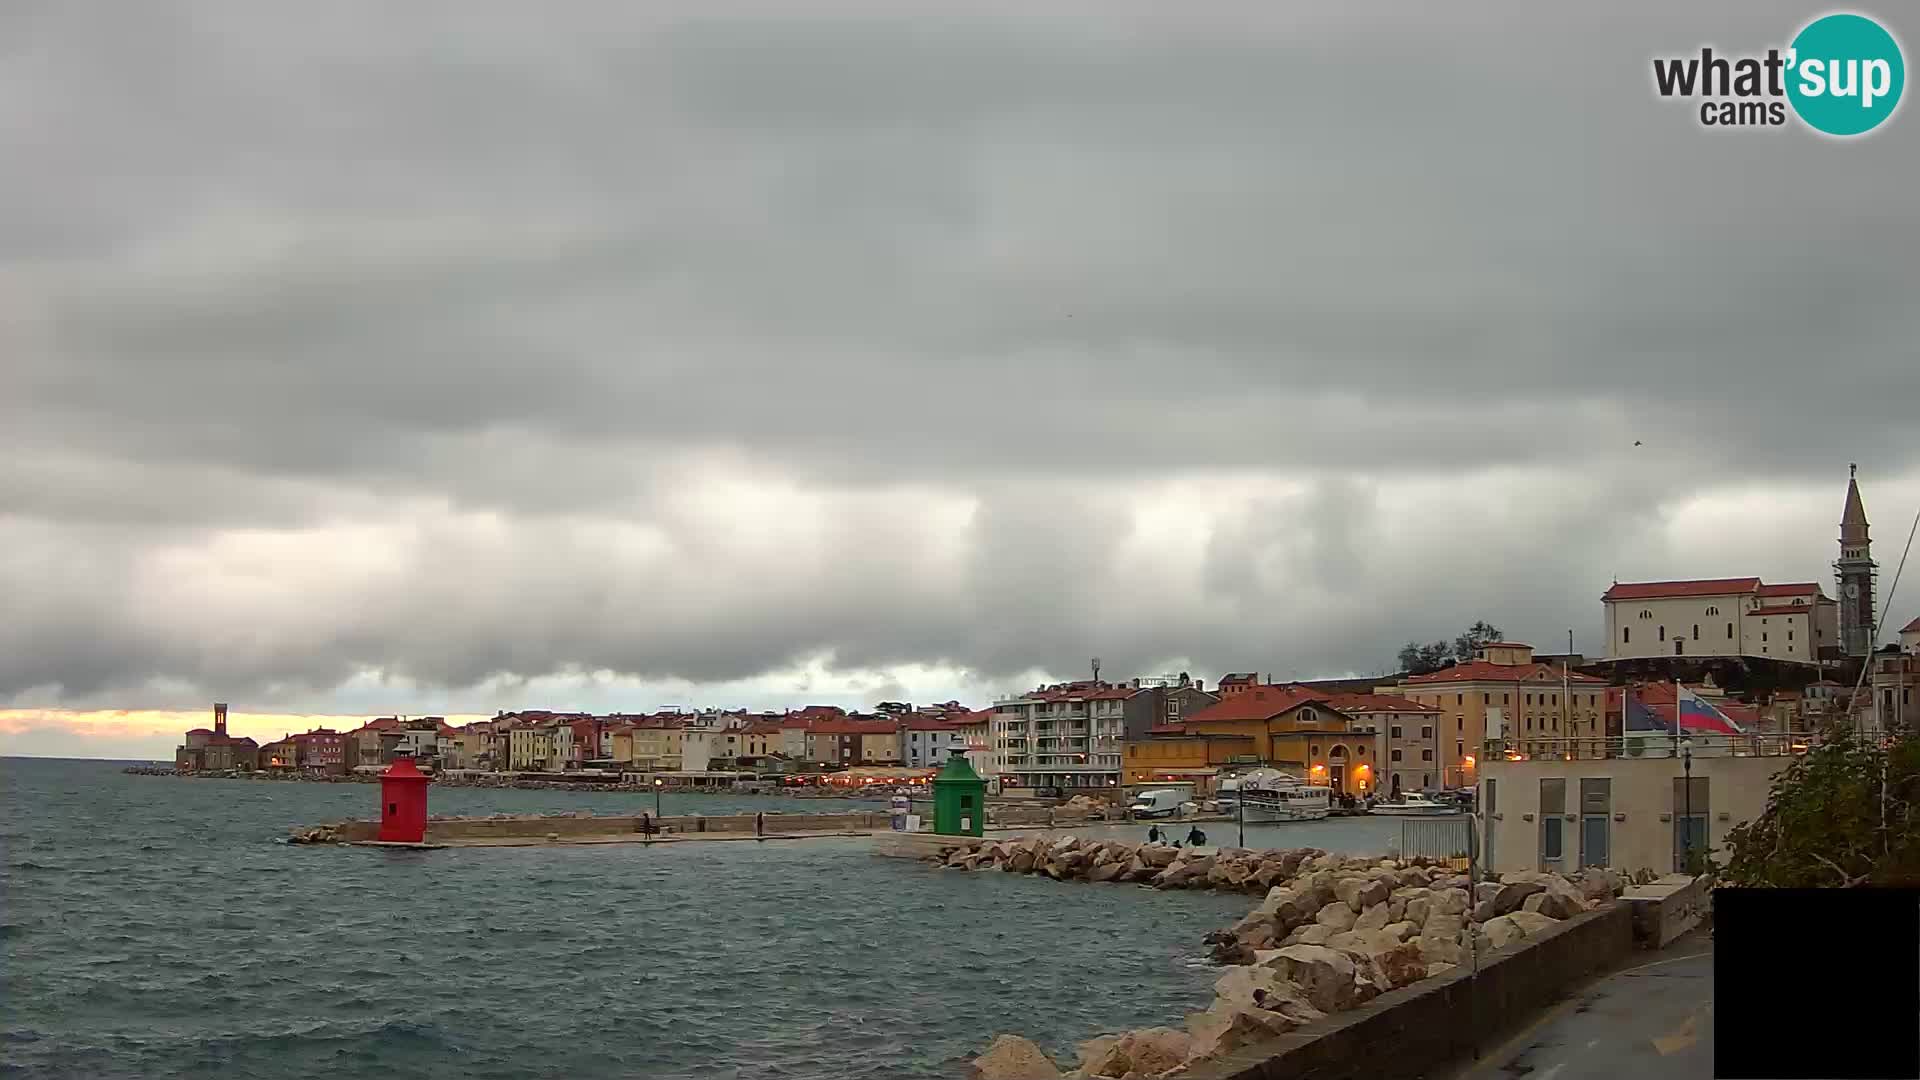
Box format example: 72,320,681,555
1382,642,1608,789
1868,643,1918,734
990,681,1131,792
1315,692,1444,796
1125,685,1365,794
174,704,260,772
1602,577,1838,664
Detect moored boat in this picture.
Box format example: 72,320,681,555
1369,794,1458,816
1234,769,1332,822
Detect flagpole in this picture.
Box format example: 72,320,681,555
1671,677,1681,757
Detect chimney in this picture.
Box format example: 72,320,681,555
214,702,228,737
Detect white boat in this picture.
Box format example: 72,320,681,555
1369,794,1458,816
1234,769,1331,822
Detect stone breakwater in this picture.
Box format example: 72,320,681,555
920,835,1627,1080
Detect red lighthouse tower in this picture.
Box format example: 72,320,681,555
376,755,431,843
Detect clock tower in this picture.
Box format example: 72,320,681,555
1835,464,1877,658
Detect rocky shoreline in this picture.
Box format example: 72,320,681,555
922,835,1625,1079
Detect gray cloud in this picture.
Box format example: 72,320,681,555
2,1,1916,719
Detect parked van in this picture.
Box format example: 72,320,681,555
1128,788,1185,818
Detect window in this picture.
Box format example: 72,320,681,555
1391,749,1403,761
1525,717,1532,731
1483,693,1490,704
1526,694,1533,706
1727,622,1734,639
1421,725,1434,739
1639,609,1652,619
1788,629,1794,641
1422,749,1434,761
1455,741,1464,759
1456,717,1463,732
1658,626,1666,641
1390,725,1403,738
1692,624,1699,639
1456,694,1463,705
1706,606,1719,616
1762,632,1768,642
1503,694,1510,705
1423,773,1432,788
1623,628,1631,643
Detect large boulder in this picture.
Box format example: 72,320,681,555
1073,1036,1118,1077
1006,849,1036,873
1508,910,1561,938
1372,940,1428,989
1471,901,1497,924
1087,860,1126,884
1404,896,1431,927
1084,1028,1191,1078
946,847,972,867
1415,931,1466,967
1264,944,1359,1013
1315,901,1358,931
969,1035,1061,1080
1577,867,1621,902
1288,923,1336,946
1430,888,1470,917
1530,878,1588,919
1186,1002,1295,1062
1049,835,1082,856
1473,881,1503,905
1214,963,1286,1008
1140,845,1179,868
1492,880,1546,915
1257,886,1298,916
1353,903,1391,933
1482,914,1525,949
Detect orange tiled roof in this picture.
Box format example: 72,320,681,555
1317,692,1440,714
1183,686,1324,722
1602,577,1761,601
1756,582,1825,598
1900,616,1920,634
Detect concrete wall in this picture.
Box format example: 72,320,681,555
1482,754,1789,876
1190,903,1634,1080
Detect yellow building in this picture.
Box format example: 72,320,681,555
508,726,555,771
1383,642,1609,789
627,723,684,771
858,729,902,764
1126,686,1373,794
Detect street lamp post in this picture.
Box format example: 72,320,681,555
1237,781,1246,848
654,776,664,820
1680,737,1695,873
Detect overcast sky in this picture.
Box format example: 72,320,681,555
3,1,1916,758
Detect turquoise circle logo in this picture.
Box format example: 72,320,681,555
1786,13,1905,135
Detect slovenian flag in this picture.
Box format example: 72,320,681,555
1676,684,1744,735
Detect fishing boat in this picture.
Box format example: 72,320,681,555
1234,769,1332,823
1368,793,1458,816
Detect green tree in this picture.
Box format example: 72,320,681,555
1397,640,1454,676
1452,620,1506,662
1721,724,1920,887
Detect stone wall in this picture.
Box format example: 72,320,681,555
1184,904,1633,1080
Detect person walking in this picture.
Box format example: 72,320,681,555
1147,824,1161,844
755,811,764,837
1187,824,1207,848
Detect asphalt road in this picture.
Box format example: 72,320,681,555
1451,934,1715,1080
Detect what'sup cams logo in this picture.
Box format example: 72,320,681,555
1653,12,1905,135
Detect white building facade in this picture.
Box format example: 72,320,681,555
1603,578,1838,664
990,683,1129,791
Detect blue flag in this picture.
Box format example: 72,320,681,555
1623,687,1670,733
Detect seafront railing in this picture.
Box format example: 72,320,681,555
1480,732,1823,761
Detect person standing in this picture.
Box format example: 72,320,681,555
1187,824,1206,848
755,811,764,836
1147,824,1161,844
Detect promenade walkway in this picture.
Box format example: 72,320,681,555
1450,931,1714,1080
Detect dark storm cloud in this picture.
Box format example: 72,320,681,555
2,0,1916,715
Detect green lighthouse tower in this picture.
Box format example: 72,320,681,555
930,748,986,836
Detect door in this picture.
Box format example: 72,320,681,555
1581,815,1610,868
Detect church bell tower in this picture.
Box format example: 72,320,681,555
1835,464,1877,657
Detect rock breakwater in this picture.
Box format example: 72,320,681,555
924,835,1627,1079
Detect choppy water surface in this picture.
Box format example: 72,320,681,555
3,759,1300,1079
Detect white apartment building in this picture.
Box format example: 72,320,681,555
1602,578,1838,664
990,682,1130,791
